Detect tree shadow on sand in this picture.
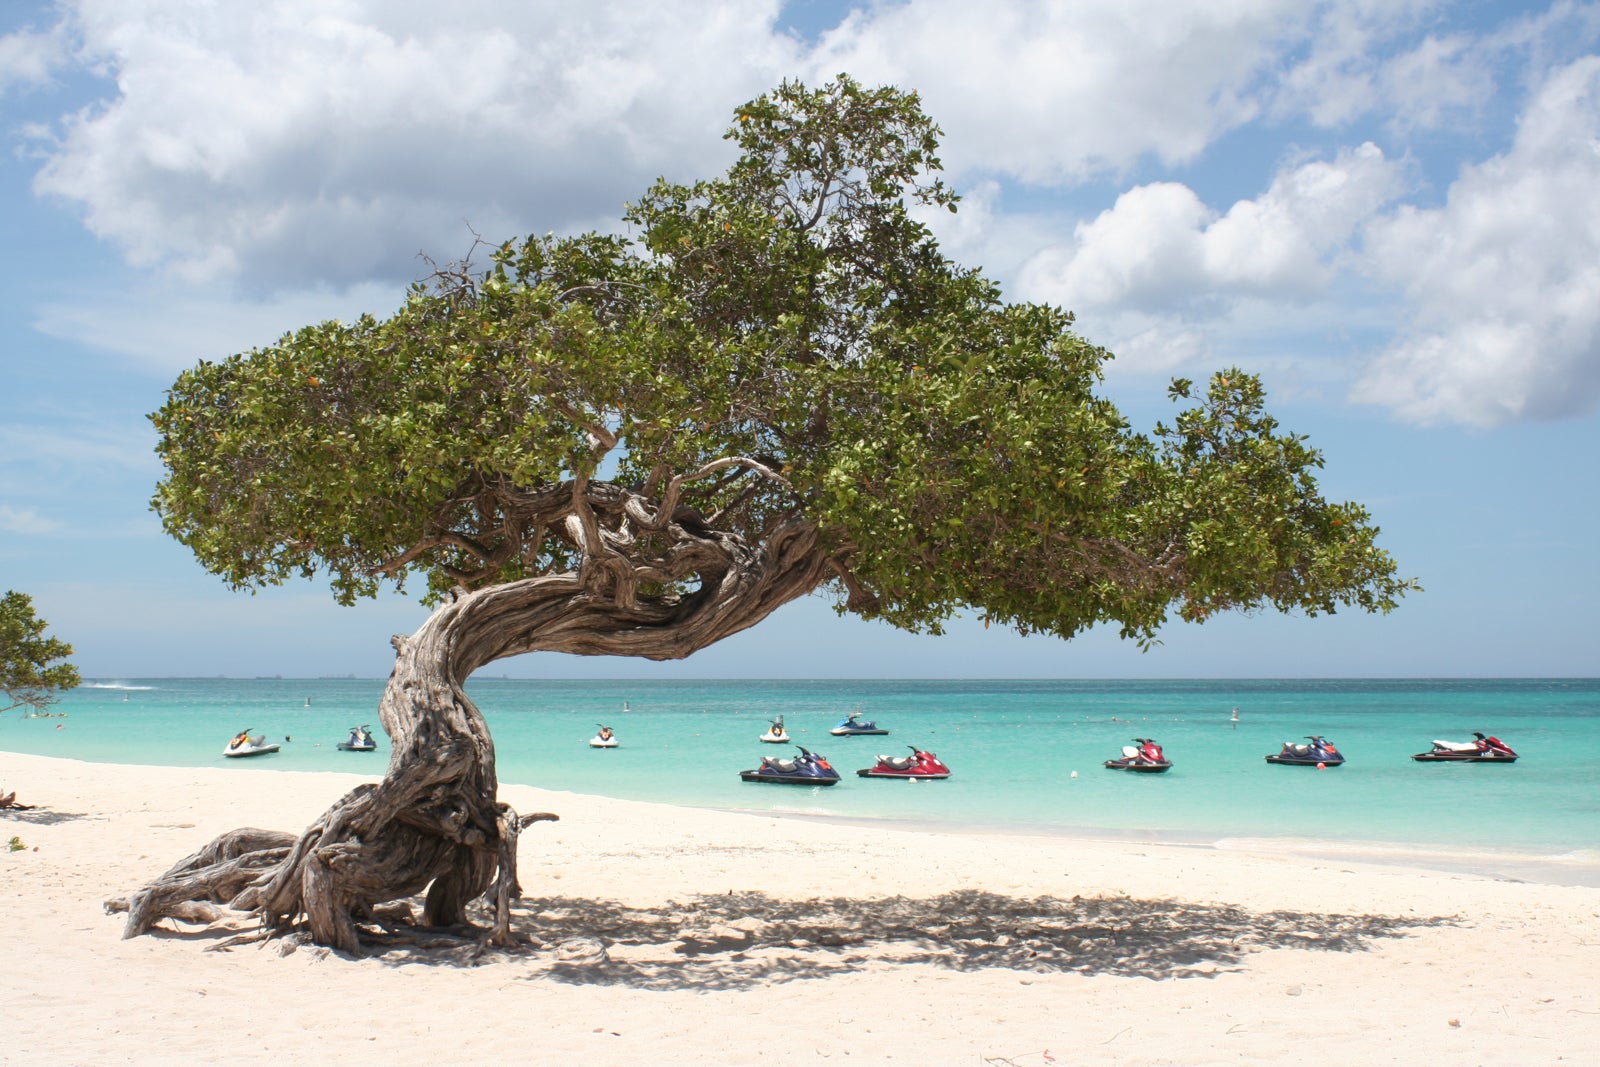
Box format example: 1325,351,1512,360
352,889,1455,990
0,805,93,827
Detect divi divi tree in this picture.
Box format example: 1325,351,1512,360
116,78,1412,951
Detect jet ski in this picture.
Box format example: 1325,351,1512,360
1104,738,1172,773
759,716,791,744
829,710,888,736
739,746,840,785
857,746,952,780
1266,735,1344,766
589,725,618,748
1412,731,1518,762
224,730,280,758
337,725,376,751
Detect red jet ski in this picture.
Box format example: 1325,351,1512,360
1412,732,1518,763
857,746,952,780
1104,737,1172,773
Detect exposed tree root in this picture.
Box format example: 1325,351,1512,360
110,519,826,954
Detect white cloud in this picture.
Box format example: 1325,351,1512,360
0,22,68,95
14,0,1600,432
1270,0,1440,128
810,0,1304,183
1011,144,1404,370
21,0,1468,295
32,279,407,373
29,0,799,289
0,505,61,535
1354,56,1600,426
807,0,1494,183
0,420,159,476
1021,182,1212,312
1378,32,1496,133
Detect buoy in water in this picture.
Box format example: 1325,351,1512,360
1316,761,1327,769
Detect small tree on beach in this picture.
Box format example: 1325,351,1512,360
1,590,79,716
117,77,1414,952
1,590,79,810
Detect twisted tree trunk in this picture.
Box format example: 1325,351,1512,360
108,519,830,952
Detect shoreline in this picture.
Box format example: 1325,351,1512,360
5,750,1599,1064
732,805,1600,888
11,747,1600,887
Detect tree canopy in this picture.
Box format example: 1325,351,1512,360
1,590,79,714
150,75,1412,660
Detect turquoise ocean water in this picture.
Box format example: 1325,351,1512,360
5,677,1598,866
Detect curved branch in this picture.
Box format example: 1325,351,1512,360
828,557,880,614
550,398,619,460
651,456,792,531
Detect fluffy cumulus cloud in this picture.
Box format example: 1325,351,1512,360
1011,144,1405,370
809,0,1283,182
1354,56,1600,426
24,0,799,289
11,0,1600,429
808,0,1455,183
1268,0,1464,128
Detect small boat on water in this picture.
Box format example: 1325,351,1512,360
224,730,279,759
739,746,840,785
1104,738,1172,773
830,709,888,736
760,716,790,744
589,725,618,748
1266,735,1344,767
1412,732,1518,763
337,725,376,752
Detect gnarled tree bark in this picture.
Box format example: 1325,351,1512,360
108,512,832,953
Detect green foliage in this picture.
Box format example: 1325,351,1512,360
1,591,80,714
150,75,1413,644
7,836,25,852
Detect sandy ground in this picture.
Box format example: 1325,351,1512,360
2,750,1597,1066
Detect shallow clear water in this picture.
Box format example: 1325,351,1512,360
5,677,1597,858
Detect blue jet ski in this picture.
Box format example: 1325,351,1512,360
1266,735,1344,766
739,746,841,785
829,710,888,737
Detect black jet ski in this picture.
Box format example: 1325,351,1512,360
1266,735,1344,766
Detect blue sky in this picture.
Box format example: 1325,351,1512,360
2,0,1597,680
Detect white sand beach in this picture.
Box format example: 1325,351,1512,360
3,750,1597,1065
